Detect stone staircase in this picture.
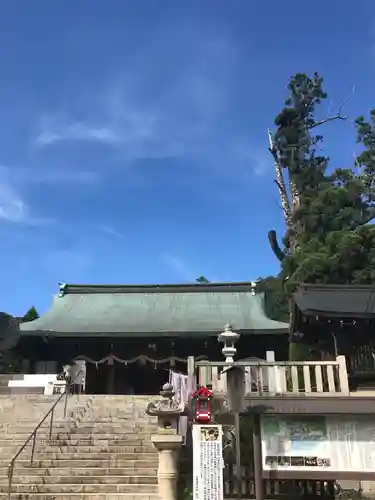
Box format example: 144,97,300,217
0,375,11,395
0,395,159,499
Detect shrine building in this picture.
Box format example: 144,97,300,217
12,282,289,395
291,283,375,391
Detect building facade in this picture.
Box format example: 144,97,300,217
6,282,289,394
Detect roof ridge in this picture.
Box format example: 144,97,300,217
58,282,257,296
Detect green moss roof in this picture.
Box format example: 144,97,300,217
20,282,289,337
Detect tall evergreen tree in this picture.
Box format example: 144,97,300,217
0,312,21,373
268,73,375,292
196,276,210,284
21,306,39,323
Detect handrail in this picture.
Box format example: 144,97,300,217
193,355,350,396
7,370,83,499
195,360,341,366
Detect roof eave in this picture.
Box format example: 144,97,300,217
19,328,289,337
294,308,375,319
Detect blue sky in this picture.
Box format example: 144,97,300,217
1,0,375,315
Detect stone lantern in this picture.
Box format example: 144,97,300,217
218,323,240,363
146,383,184,500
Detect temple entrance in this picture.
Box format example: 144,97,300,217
86,363,108,394
85,360,169,395
121,363,168,395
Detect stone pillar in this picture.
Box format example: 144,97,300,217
146,383,186,500
152,434,183,500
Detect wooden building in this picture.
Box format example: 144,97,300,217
291,283,375,390
192,354,375,500
13,282,289,395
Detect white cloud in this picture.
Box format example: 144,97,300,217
161,254,197,282
33,170,100,185
32,24,238,163
30,22,271,195
0,181,29,223
230,143,272,177
0,167,72,226
98,224,126,240
161,254,224,283
42,249,93,277
35,121,119,146
2,166,100,186
0,180,51,226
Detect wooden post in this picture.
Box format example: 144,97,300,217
187,356,195,395
337,355,350,395
234,412,241,498
106,360,115,394
253,414,264,500
266,351,275,393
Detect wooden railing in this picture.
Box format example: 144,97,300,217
188,355,350,396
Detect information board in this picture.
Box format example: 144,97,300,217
192,424,224,500
261,415,375,472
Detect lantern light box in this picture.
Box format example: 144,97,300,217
191,386,213,424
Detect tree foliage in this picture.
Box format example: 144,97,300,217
196,276,210,284
21,306,39,323
0,312,21,373
268,73,375,293
254,276,289,322
0,307,39,373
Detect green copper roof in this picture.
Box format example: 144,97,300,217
20,282,289,337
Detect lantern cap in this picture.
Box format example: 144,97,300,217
160,382,174,400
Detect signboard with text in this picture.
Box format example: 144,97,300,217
192,424,224,500
261,415,375,472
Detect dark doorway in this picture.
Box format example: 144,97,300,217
122,363,169,395
86,363,108,394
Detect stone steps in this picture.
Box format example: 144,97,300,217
0,484,158,494
1,467,157,476
0,436,152,444
2,424,154,433
0,417,81,428
0,445,155,457
2,434,153,441
1,453,157,463
1,457,157,467
1,395,159,500
0,495,155,499
0,475,158,485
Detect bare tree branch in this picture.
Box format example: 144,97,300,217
309,86,356,129
268,129,292,229
274,179,283,192
268,230,286,262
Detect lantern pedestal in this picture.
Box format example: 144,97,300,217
146,383,185,500
151,434,183,500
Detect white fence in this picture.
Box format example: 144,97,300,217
188,355,350,396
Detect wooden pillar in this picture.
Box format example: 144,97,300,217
253,414,264,500
107,357,115,394
187,356,195,395
234,412,241,498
